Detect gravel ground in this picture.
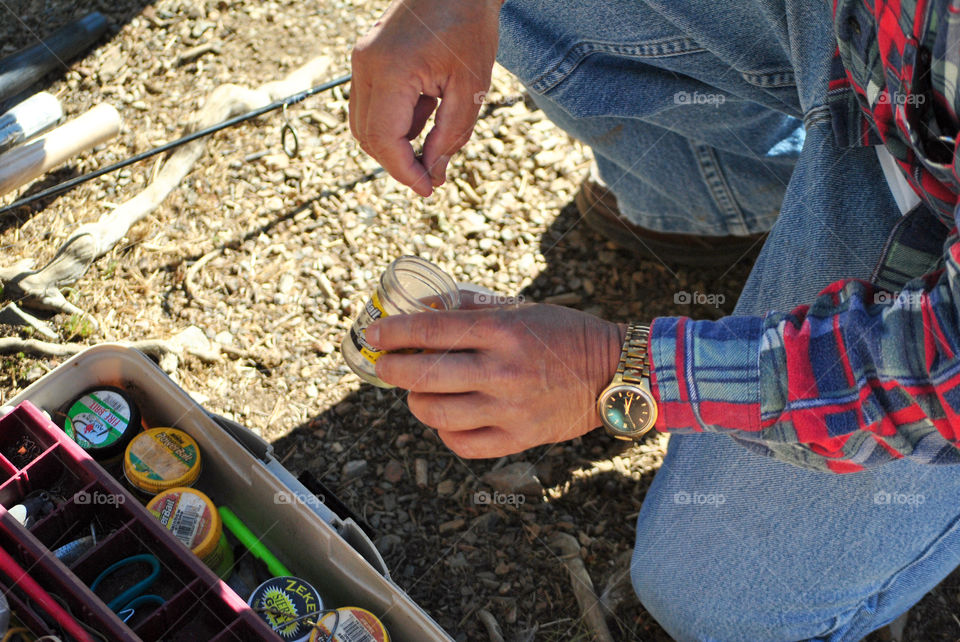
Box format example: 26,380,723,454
2,1,960,640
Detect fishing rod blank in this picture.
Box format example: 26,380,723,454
0,73,351,216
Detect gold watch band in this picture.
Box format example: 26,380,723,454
617,323,651,385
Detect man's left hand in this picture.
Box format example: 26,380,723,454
366,302,626,458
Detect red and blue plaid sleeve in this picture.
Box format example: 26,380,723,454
649,230,960,473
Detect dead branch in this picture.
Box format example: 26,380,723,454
1,55,333,319
477,609,505,642
549,533,615,642
0,326,221,374
184,248,222,306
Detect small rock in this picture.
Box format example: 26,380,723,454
415,458,429,487
383,459,404,483
262,154,290,171
447,552,469,570
461,212,488,236
304,384,319,398
214,330,234,346
375,534,403,556
342,459,367,478
265,196,285,212
534,149,566,167
439,518,464,534
170,325,216,359
98,44,124,81
516,254,538,277
485,204,506,222
437,479,456,495
543,292,581,306
481,462,543,496
317,342,336,355
395,433,414,448
278,273,295,295
25,365,45,382
423,233,444,248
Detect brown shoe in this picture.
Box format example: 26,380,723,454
574,179,768,267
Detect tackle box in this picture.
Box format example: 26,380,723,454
1,343,452,641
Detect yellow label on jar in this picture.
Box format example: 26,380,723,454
349,290,388,364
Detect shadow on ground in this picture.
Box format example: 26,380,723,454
270,200,758,640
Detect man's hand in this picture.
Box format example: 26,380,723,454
366,303,627,458
350,0,501,197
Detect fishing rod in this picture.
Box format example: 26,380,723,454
0,73,352,216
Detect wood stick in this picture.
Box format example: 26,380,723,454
550,533,615,642
0,103,120,197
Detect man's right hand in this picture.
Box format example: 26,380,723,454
349,0,502,197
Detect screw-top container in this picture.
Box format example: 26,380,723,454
146,487,233,578
62,387,141,462
123,427,202,497
248,576,324,641
310,607,390,642
341,255,460,388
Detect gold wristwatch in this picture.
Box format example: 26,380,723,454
597,323,658,440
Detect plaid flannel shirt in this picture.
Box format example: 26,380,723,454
649,0,960,473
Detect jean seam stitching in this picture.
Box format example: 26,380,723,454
530,37,705,94
740,70,796,88
689,141,748,235
803,105,833,130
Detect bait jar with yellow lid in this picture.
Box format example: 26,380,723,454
342,255,460,388
146,487,233,578
310,607,390,642
123,427,202,497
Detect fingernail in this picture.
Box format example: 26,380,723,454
365,323,380,345
432,155,450,186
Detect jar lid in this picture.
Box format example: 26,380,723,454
146,487,220,560
64,387,141,459
310,607,389,642
124,427,201,494
248,576,324,642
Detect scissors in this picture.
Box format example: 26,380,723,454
90,554,165,623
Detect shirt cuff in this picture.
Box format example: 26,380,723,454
648,316,764,433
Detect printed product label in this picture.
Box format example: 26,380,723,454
349,291,388,364
65,391,130,448
313,608,389,642
250,576,322,641
129,430,196,481
150,490,211,551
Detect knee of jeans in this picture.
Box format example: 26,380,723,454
628,511,841,641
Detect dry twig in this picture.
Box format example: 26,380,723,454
1,56,332,320
549,533,614,642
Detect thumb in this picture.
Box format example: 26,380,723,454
421,81,484,186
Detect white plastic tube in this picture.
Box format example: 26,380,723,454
0,91,63,154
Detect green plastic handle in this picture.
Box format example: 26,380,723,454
218,505,292,577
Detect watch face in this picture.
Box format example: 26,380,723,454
599,385,657,439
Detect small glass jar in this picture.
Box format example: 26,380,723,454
341,255,461,388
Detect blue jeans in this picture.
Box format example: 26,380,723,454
498,1,960,640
